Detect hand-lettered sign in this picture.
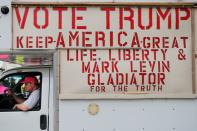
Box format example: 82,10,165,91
13,6,196,99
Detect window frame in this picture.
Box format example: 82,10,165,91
0,72,42,112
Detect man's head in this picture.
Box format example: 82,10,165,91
21,76,39,92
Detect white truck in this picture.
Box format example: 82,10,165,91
0,0,197,131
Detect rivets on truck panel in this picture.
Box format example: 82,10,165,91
1,6,9,15
88,103,99,115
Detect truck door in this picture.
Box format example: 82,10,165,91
0,68,50,131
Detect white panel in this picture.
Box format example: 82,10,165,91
0,0,12,50
59,100,197,131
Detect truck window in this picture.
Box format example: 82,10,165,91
0,72,42,111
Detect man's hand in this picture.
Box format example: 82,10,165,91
13,104,29,111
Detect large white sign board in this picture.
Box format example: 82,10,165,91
12,6,196,99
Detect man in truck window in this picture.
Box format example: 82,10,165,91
7,76,40,111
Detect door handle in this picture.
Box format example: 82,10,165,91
40,114,47,130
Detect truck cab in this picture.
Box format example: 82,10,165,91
0,65,56,131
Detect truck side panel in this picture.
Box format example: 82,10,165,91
59,100,197,131
0,0,11,50
59,7,197,131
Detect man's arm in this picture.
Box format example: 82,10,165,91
7,89,25,104
16,90,40,111
13,104,29,111
12,93,25,104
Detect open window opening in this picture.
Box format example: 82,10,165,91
0,72,42,112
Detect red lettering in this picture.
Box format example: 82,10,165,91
53,7,67,29
118,31,127,46
119,7,134,29
26,36,33,48
130,61,137,72
110,31,114,47
88,74,95,85
130,74,137,85
15,7,29,29
45,36,53,48
156,8,171,29
148,73,156,84
72,7,87,29
95,32,105,47
102,61,109,73
69,31,79,47
163,37,169,48
142,50,149,60
133,49,140,60
138,8,153,30
175,8,190,29
17,36,23,48
101,7,115,29
90,49,97,61
162,61,170,72
112,61,119,72
143,37,150,48
81,49,87,61
181,36,188,48
161,49,167,60
36,36,43,48
131,32,140,48
172,37,179,48
82,62,90,73
107,74,114,85
158,73,165,84
34,7,49,29
82,32,92,47
153,37,160,48
151,49,158,60
149,61,155,72
139,73,146,84
56,32,65,48
93,62,100,73
116,73,124,85
123,49,131,60
180,8,190,20
140,61,146,72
